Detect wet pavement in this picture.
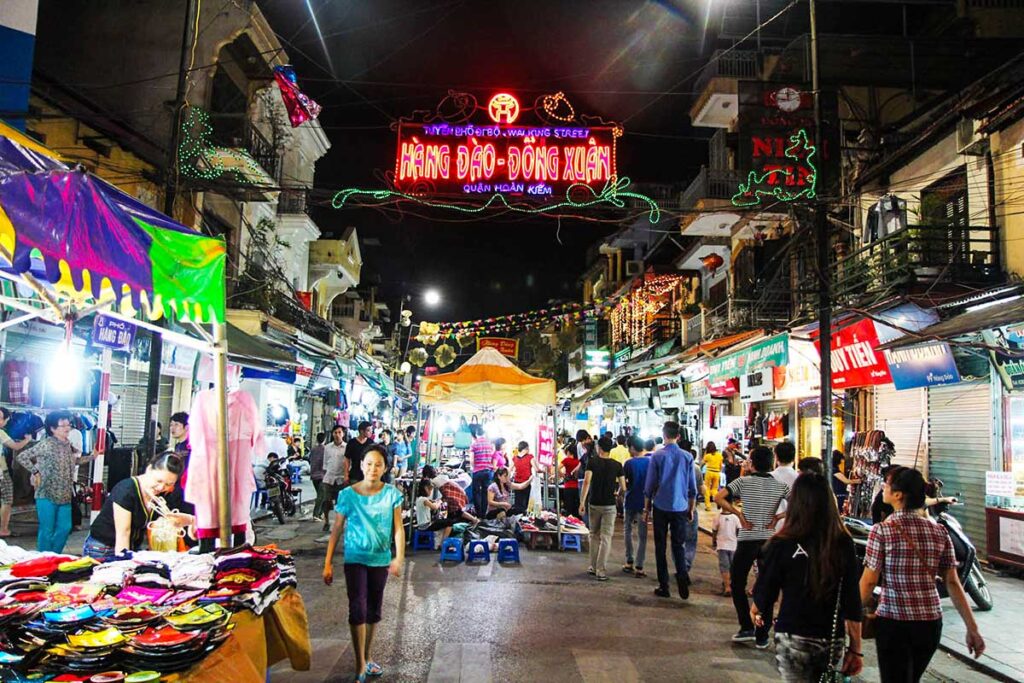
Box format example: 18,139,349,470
269,513,998,683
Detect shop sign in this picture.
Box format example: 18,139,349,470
477,337,519,358
584,319,598,348
684,378,709,401
986,471,1015,497
657,375,685,408
708,377,739,398
537,423,555,467
882,341,960,391
815,318,891,388
740,369,774,402
613,346,631,369
394,92,619,198
734,82,840,207
707,334,789,383
160,343,198,379
567,346,584,384
983,325,1024,392
294,356,315,389
91,315,135,351
585,349,610,376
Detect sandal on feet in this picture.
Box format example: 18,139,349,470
622,564,634,574
587,566,595,575
634,569,646,578
365,662,383,677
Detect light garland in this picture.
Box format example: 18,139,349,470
332,176,661,224
178,106,273,184
732,128,818,208
541,91,576,122
608,273,683,349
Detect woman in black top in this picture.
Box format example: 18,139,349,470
83,452,194,560
752,473,863,682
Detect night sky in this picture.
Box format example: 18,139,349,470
258,0,713,322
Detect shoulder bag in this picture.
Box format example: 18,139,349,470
821,577,846,682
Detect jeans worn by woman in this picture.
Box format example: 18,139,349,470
36,498,72,554
82,534,117,561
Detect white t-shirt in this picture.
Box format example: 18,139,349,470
713,513,740,552
415,496,434,528
0,428,9,472
772,465,798,488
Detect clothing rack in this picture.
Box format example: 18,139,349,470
844,429,894,519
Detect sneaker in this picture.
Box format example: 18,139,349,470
311,515,324,523
676,573,690,600
731,629,756,642
755,635,770,649
596,574,609,582
653,586,671,598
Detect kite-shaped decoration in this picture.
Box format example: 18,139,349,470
408,347,429,367
435,343,457,369
273,65,322,128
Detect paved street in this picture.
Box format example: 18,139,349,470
267,513,997,683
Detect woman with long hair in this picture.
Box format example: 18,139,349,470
752,473,863,681
701,441,723,511
860,466,985,682
485,467,529,520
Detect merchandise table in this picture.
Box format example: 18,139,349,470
173,588,311,683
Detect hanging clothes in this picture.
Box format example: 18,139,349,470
185,389,263,538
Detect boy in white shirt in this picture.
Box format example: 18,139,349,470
712,509,740,596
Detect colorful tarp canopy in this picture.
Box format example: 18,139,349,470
0,121,226,323
419,347,556,408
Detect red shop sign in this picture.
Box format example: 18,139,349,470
708,377,740,397
814,318,892,388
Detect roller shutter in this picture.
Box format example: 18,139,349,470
928,381,994,558
110,363,173,447
874,386,928,472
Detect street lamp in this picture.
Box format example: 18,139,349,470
423,289,441,307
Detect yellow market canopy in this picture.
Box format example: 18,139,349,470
418,347,556,408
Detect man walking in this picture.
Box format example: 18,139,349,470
346,422,373,484
307,432,326,522
644,421,698,600
320,425,348,532
715,446,790,648
622,435,650,577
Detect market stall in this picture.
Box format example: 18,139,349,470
0,123,311,679
416,348,578,546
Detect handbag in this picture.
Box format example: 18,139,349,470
820,578,846,682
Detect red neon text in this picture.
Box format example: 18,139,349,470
397,142,612,185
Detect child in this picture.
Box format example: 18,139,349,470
712,508,740,597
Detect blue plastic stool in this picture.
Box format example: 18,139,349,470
251,475,268,509
288,464,302,485
497,539,520,563
561,533,583,552
439,538,464,563
466,539,491,564
412,529,436,551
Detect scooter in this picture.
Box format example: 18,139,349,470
843,480,993,611
264,459,298,524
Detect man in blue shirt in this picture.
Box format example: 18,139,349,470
622,435,651,577
644,421,698,599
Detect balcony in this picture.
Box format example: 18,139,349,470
277,188,309,215
690,49,762,129
228,265,336,347
202,121,280,201
680,167,746,210
801,224,1003,311
698,296,792,340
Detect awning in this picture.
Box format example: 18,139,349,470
226,323,299,368
680,329,764,361
877,296,1024,351
706,333,788,383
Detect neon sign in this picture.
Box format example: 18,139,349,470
392,91,621,198
732,129,817,207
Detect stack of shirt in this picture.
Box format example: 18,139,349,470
170,553,215,590
49,557,98,583
201,546,282,615
89,559,138,587
129,561,172,590
9,556,76,579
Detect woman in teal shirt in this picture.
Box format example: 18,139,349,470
323,445,405,682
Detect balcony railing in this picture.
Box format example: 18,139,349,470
694,49,761,93
277,188,309,215
680,167,745,209
245,124,279,181
229,266,335,346
823,224,1002,307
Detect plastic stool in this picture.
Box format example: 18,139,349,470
497,539,520,563
560,533,583,552
439,538,464,563
412,529,436,551
288,465,302,485
466,539,491,564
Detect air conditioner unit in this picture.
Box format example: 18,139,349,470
956,118,987,156
625,260,644,276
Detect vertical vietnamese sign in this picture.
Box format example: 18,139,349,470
537,423,555,467
91,314,136,351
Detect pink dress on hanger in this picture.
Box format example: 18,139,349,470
185,388,263,538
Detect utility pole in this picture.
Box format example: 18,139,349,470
810,0,834,473
143,0,198,462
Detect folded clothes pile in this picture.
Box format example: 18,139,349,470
44,625,126,674
128,561,172,589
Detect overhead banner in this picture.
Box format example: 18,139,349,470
707,334,788,383
477,337,519,358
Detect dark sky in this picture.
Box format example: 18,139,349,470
258,0,715,322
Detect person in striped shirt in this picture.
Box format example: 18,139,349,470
469,425,494,516
715,446,789,648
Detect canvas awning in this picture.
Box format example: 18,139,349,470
419,347,555,408
877,296,1024,351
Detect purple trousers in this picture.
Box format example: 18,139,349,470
344,563,389,625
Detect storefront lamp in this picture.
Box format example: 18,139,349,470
48,344,82,392
400,361,411,374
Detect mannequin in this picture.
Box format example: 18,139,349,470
185,364,262,552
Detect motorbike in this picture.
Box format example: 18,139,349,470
263,459,298,525
844,477,992,611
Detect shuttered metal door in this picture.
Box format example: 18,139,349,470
110,365,173,447
928,381,994,558
874,386,927,472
